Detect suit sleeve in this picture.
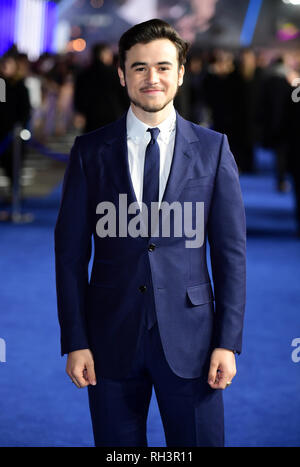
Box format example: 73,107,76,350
208,134,246,354
54,137,92,355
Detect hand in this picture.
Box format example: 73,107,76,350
66,348,97,388
207,348,236,390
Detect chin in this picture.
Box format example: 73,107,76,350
141,104,166,113
131,97,172,114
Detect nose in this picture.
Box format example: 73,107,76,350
146,67,159,85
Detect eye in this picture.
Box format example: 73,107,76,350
135,67,145,72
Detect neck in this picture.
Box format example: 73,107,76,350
130,101,174,126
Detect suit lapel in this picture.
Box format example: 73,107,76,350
103,113,138,208
160,112,197,206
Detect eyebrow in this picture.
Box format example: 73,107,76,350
130,61,173,69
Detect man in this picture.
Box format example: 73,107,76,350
0,54,31,205
55,19,246,447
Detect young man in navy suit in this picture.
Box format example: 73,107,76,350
55,19,246,447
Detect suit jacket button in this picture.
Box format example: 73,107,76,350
139,285,147,293
148,243,156,252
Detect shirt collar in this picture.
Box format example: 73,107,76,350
126,105,176,144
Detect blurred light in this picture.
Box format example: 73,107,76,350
169,6,185,19
20,129,31,141
69,38,86,52
14,0,57,60
117,0,157,25
282,0,300,4
73,38,86,52
240,0,263,46
277,22,300,40
44,1,57,53
15,0,45,60
0,0,17,56
54,20,71,53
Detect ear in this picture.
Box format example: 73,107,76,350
118,67,126,87
178,64,185,87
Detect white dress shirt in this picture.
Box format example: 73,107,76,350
126,106,176,209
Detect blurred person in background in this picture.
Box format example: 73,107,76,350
229,48,262,173
257,56,292,192
174,51,208,125
43,53,78,138
55,70,75,137
33,54,61,141
173,55,192,120
17,53,42,122
187,52,209,125
287,63,300,238
74,42,126,133
203,48,263,173
0,53,31,205
202,49,238,159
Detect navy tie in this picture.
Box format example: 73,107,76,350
142,127,160,330
142,127,160,237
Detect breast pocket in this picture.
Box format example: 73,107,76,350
185,175,214,188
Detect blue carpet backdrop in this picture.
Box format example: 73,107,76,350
0,172,299,446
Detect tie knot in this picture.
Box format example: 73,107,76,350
147,127,160,143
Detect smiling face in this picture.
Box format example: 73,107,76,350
118,39,184,121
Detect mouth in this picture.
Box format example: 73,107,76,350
141,88,164,94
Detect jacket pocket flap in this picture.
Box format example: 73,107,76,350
185,175,214,188
187,283,214,306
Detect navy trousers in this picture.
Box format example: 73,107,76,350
87,322,224,447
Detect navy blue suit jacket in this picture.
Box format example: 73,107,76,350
54,111,246,379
